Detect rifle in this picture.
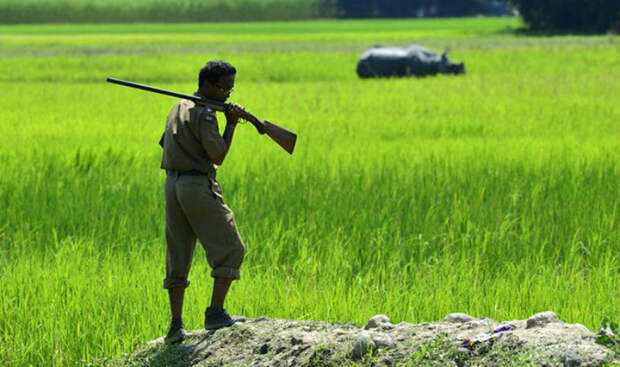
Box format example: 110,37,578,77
106,77,297,154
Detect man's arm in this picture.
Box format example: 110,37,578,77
212,122,236,165
212,103,245,166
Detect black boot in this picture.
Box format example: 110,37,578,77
164,317,185,344
204,307,234,330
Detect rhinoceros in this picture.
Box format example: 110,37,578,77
356,45,465,78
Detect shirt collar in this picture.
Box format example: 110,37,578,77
193,91,214,113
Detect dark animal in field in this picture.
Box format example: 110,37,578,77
356,45,465,78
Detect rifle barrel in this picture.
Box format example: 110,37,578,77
106,77,228,112
106,77,297,154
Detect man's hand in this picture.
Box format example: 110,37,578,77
225,103,245,125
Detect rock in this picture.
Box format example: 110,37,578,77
350,330,393,360
527,311,560,329
372,334,394,348
365,314,391,329
351,333,376,360
562,351,583,367
462,319,487,330
443,313,475,323
255,343,270,354
396,321,413,328
118,313,616,367
572,323,593,338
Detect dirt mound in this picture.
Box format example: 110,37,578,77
115,311,618,366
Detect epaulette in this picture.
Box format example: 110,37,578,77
203,106,215,121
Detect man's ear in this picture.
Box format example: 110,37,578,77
199,80,210,94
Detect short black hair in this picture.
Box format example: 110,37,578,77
198,60,236,88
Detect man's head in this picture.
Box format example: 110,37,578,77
198,60,236,101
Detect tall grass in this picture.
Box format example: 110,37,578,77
0,0,322,24
0,18,619,366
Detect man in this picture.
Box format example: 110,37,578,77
160,60,246,344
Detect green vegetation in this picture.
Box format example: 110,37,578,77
407,333,549,366
0,18,618,366
596,317,620,358
511,0,619,34
0,0,322,23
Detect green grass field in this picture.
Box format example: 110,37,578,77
0,18,619,366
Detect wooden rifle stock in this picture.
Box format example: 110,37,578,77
106,77,297,154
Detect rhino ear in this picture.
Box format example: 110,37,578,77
441,47,450,62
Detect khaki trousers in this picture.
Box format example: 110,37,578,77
163,173,245,289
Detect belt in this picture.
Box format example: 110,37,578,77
166,169,213,177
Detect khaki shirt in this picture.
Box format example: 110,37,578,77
160,94,227,173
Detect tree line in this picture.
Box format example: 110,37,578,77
320,0,513,18
324,0,618,33
511,0,619,33
1,0,617,34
